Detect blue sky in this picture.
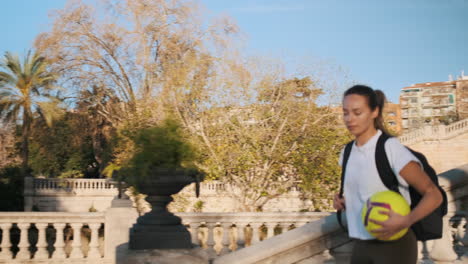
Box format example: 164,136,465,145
1,0,467,103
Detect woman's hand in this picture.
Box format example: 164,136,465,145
369,210,411,240
333,193,346,210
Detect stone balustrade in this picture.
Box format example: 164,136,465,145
177,212,331,256
24,178,118,212
32,178,117,190
400,118,468,145
0,212,107,264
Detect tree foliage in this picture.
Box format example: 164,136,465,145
0,51,59,175
5,0,355,213
28,111,98,178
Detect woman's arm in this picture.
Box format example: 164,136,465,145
370,161,443,239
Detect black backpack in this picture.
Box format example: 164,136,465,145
337,133,448,241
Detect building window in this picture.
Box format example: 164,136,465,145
410,98,418,103
388,121,396,126
387,112,396,117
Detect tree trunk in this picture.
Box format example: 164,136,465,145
21,111,31,176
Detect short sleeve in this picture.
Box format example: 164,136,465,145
384,137,422,187
338,147,344,166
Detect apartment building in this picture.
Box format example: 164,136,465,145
399,73,468,132
456,75,468,120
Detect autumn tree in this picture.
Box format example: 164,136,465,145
168,55,350,211
35,0,237,173
35,0,350,211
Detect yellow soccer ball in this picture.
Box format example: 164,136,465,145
361,190,411,241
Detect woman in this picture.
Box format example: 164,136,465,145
333,85,443,264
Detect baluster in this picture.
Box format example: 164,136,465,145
87,223,101,258
265,223,276,239
460,215,468,262
34,223,49,259
418,240,433,263
459,216,468,246
52,223,67,259
250,223,262,245
429,215,458,263
189,223,201,247
236,223,247,249
16,223,31,259
69,223,83,258
219,223,231,255
278,223,288,234
0,223,13,259
205,223,217,256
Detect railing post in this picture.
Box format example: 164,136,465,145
265,223,276,239
250,223,262,245
34,223,49,259
52,223,67,259
189,222,201,246
459,215,468,262
219,223,232,255
69,223,83,258
87,223,102,258
0,223,13,259
236,223,247,249
429,215,458,263
104,198,138,262
24,177,34,211
16,223,31,259
205,222,217,256
417,240,433,263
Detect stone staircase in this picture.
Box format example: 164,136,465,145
400,118,468,145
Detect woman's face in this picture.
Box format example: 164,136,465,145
343,94,378,137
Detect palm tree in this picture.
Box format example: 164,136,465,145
0,51,58,175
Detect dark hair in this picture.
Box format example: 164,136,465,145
343,85,389,134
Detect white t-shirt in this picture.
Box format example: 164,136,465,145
339,130,421,240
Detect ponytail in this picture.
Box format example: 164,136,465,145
373,90,389,134
343,85,390,135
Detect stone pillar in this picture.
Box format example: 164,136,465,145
52,223,67,259
219,223,232,255
87,223,102,258
205,223,217,256
265,223,276,239
104,198,138,263
250,223,262,245
23,177,34,211
189,222,201,246
16,223,31,259
34,223,49,259
69,223,83,258
0,223,13,259
236,223,247,249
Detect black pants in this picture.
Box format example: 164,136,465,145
350,229,417,264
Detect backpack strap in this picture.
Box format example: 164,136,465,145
375,133,400,193
337,140,353,230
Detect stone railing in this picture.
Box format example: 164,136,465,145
24,178,118,212
400,118,468,145
0,212,108,264
177,212,330,256
25,177,312,213
214,164,468,264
